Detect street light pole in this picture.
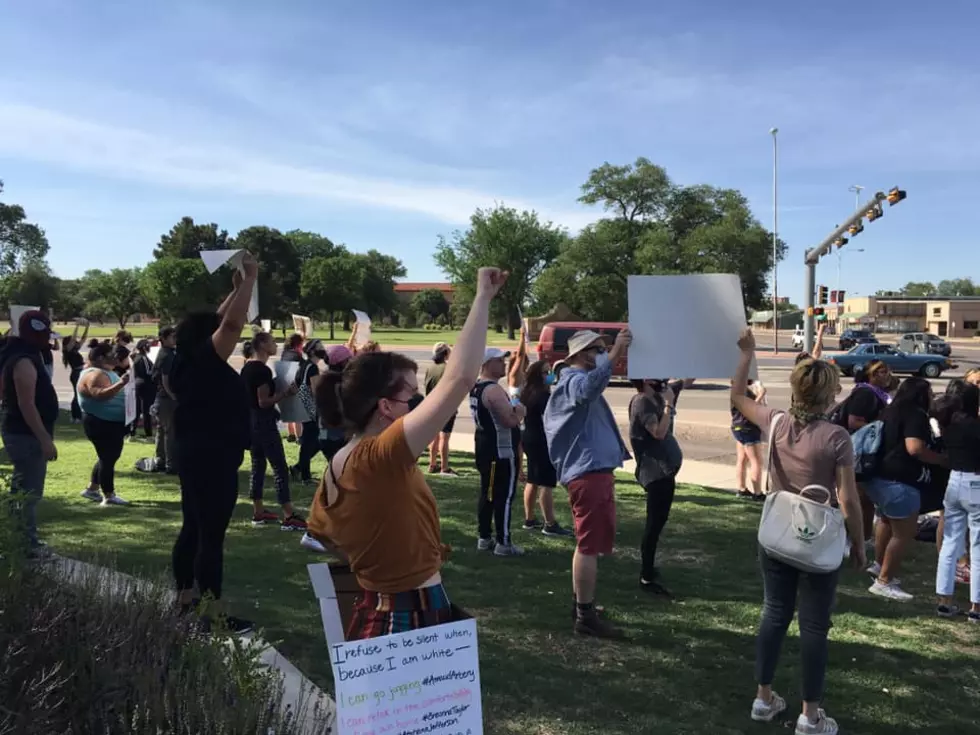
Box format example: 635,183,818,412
770,127,779,352
848,184,864,211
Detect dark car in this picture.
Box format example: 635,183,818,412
838,329,878,350
897,332,952,357
827,343,956,379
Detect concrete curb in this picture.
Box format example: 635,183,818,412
43,554,336,734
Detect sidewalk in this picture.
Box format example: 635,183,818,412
446,433,756,493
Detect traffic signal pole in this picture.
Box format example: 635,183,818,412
803,192,888,353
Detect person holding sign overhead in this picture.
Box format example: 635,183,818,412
308,267,508,640
545,328,632,638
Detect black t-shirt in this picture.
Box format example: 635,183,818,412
521,389,550,449
172,339,250,456
65,347,84,371
241,360,277,416
944,417,980,474
153,346,176,394
880,406,934,487
834,386,885,433
629,393,683,485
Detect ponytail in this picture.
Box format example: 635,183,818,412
242,339,255,359
315,371,345,429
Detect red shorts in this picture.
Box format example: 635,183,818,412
566,472,616,555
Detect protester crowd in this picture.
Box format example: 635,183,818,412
2,257,978,735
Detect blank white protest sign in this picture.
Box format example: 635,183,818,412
627,274,756,380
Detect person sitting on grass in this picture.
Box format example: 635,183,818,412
305,267,508,640
77,342,132,507
732,328,865,735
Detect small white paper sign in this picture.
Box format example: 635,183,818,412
274,360,308,423
124,369,137,426
260,319,272,333
291,314,313,337
308,563,346,648
199,250,259,323
9,305,40,336
330,619,484,735
627,274,756,379
351,310,371,348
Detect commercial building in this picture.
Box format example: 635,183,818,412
393,282,455,306
836,295,980,338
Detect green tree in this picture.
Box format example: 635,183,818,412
578,158,672,224
81,268,144,327
50,278,86,320
234,226,302,325
0,180,50,278
936,278,978,297
356,249,406,319
284,230,340,261
141,258,216,322
0,263,60,313
300,254,364,339
411,288,450,322
154,217,233,259
435,205,567,338
896,281,937,297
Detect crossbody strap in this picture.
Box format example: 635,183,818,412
765,412,785,494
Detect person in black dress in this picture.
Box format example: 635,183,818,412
520,360,572,536
130,339,156,439
62,319,90,423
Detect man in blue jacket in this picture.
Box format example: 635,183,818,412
545,328,632,638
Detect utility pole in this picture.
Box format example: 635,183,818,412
770,127,779,352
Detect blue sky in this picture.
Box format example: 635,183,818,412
1,0,976,304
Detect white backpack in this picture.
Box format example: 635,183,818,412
757,413,848,574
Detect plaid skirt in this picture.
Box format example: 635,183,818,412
347,584,454,640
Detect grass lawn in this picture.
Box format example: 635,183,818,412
51,324,516,347
8,412,979,734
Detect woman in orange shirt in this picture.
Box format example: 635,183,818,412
309,268,508,639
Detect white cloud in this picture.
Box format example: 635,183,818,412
0,103,598,230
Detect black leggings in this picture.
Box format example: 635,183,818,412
641,476,676,580
130,384,156,437
249,412,291,506
294,420,320,481
69,368,83,421
476,453,518,545
83,414,127,497
172,445,242,599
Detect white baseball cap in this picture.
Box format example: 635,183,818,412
483,347,511,363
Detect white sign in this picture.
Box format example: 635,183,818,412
199,249,259,322
9,305,40,336
627,274,756,379
308,563,347,648
330,619,484,735
260,319,272,333
351,310,372,348
274,360,308,423
292,314,313,337
124,369,137,426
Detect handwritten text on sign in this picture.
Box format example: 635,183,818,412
331,619,483,735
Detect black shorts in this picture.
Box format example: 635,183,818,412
441,413,456,435
525,443,557,488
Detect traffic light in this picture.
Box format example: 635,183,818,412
814,307,825,317
866,205,883,222
818,285,828,305
848,221,864,236
834,236,849,248
837,289,845,304
830,290,838,304
886,186,907,206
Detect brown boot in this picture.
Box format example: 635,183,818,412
573,606,624,639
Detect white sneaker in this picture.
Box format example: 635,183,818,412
795,709,838,734
300,532,327,553
477,538,496,552
493,543,525,557
869,580,913,602
80,488,101,502
866,561,881,577
101,495,130,507
750,691,787,722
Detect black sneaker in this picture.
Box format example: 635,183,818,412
523,519,543,530
542,522,574,537
570,601,606,621
968,611,980,625
573,611,625,640
937,604,962,619
751,493,766,502
737,489,754,499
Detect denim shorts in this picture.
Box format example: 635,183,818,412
865,477,921,519
732,428,762,446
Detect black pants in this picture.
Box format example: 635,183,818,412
69,368,83,421
130,384,156,437
755,547,839,702
82,415,127,497
249,412,291,505
641,476,676,580
172,444,243,599
476,453,517,545
294,420,320,481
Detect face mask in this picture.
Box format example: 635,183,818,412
594,352,610,370
544,373,556,386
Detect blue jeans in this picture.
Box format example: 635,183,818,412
936,471,980,604
865,477,921,519
2,431,48,546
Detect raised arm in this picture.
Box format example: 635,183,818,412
731,329,770,429
402,268,508,457
212,253,257,361
568,329,632,404
345,323,359,351
812,322,826,360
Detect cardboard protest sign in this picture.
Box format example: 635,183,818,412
199,250,259,322
627,274,756,380
351,310,371,348
330,619,484,735
124,370,137,426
